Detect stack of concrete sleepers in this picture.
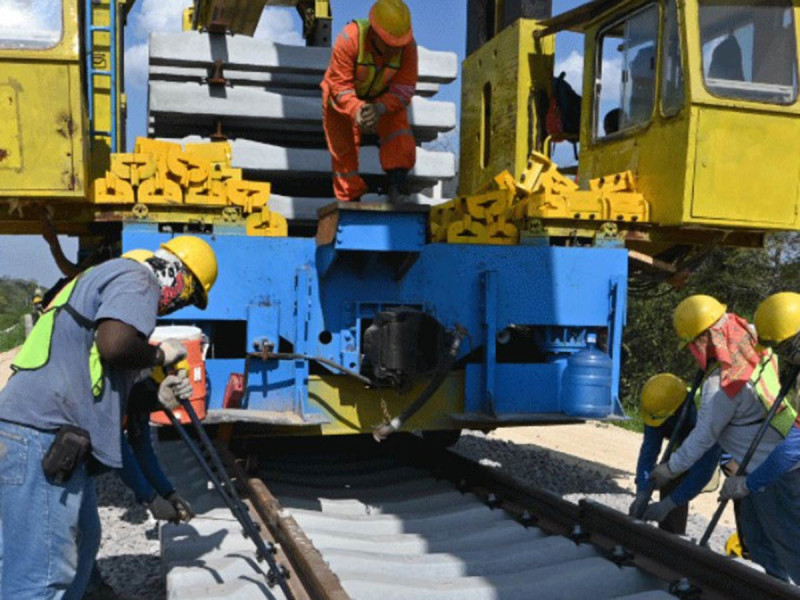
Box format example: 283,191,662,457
157,440,289,600
147,29,458,206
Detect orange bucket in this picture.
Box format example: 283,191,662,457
149,325,207,425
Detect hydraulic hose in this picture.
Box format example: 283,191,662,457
373,325,467,442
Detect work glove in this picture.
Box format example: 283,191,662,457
720,475,750,500
157,370,192,411
158,339,187,368
649,462,678,488
167,492,195,522
147,495,179,522
628,490,649,518
642,496,678,523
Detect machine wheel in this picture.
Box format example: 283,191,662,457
421,429,462,448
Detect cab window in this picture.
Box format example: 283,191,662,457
595,4,660,139
699,0,798,105
0,0,63,50
661,0,684,116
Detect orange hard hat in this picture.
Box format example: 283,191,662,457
369,0,413,47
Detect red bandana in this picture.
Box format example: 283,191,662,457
689,313,765,398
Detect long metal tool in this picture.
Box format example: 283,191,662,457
163,405,295,599
634,368,706,519
699,363,800,547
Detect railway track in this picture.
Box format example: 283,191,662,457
159,432,800,600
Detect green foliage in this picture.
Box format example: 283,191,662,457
620,233,800,416
0,278,39,351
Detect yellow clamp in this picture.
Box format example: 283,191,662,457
185,179,228,206
167,151,211,188
134,138,181,173
94,173,135,204
487,215,518,245
138,172,183,204
184,141,233,169
447,214,488,244
516,152,556,195
466,190,513,221
246,207,288,237
227,180,270,213
110,153,157,187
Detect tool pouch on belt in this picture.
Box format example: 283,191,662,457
42,426,91,484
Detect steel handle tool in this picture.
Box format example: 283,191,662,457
699,364,800,547
634,368,706,519
163,403,295,599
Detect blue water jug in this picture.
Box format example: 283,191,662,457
561,334,613,418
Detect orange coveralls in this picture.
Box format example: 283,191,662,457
321,20,418,201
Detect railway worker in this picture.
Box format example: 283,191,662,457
650,295,800,583
629,373,721,534
0,236,217,599
321,0,418,202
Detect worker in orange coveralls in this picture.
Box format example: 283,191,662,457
321,0,418,201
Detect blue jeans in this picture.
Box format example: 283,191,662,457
0,422,98,599
740,468,800,583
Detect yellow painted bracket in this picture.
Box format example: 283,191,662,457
134,138,181,173
227,180,270,213
487,215,518,245
110,153,156,187
138,172,183,204
210,167,242,183
185,142,233,169
515,151,554,195
185,179,228,206
94,173,134,204
465,190,513,220
246,207,288,237
448,215,489,244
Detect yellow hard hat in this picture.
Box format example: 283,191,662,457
160,235,218,309
640,373,687,427
369,0,413,47
754,292,800,347
121,249,154,263
673,295,726,348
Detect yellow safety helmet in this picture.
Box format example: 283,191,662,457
640,373,687,427
369,0,413,47
754,292,800,347
160,235,218,309
673,295,726,348
121,249,154,263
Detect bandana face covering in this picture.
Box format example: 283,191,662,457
145,251,201,315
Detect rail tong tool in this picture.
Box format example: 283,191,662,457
163,400,295,599
699,363,800,547
634,368,707,519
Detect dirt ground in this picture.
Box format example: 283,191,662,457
489,421,736,527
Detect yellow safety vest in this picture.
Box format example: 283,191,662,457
353,19,404,100
12,272,104,399
705,351,797,437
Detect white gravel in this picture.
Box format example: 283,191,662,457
453,430,736,554
95,472,165,600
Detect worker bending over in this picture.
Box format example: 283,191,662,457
651,295,800,583
321,0,418,201
630,373,720,534
0,236,217,599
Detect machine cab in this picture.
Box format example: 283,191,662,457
579,0,800,232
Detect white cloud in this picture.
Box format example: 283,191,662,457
124,42,149,93
130,0,186,38
254,8,304,45
555,50,584,91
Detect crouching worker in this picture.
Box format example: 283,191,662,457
629,373,721,533
650,295,800,583
321,0,418,201
0,236,217,599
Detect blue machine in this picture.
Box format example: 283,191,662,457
124,202,628,435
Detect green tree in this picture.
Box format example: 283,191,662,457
0,278,39,351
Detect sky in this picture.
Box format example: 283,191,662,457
1,0,589,286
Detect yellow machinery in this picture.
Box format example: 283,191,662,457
458,0,800,254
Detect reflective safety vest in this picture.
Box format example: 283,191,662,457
353,19,404,100
11,272,104,399
706,351,797,437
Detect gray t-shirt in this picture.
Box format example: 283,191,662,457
0,259,159,467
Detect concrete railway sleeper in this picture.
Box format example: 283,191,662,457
158,432,800,600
